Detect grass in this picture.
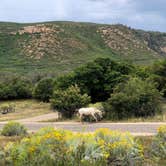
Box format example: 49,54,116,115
0,100,52,121
117,113,166,122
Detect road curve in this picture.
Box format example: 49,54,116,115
0,121,165,136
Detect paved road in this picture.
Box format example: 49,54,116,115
0,121,165,136
0,113,165,136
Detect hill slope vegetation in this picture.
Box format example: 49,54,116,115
0,21,166,76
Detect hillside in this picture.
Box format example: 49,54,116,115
0,21,166,76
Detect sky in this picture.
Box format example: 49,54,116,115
0,0,165,32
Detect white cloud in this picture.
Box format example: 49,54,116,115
0,0,165,32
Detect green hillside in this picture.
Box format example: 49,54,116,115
0,21,166,76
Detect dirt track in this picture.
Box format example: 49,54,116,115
17,113,59,122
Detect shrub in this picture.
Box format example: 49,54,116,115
4,128,143,166
51,85,91,118
151,125,166,164
0,78,32,100
33,78,54,102
1,121,27,136
94,129,143,165
106,77,161,119
0,104,15,114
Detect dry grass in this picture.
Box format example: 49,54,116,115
0,100,52,121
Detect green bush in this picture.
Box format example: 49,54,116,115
33,78,54,102
1,121,27,136
51,85,91,118
0,77,32,100
106,77,161,119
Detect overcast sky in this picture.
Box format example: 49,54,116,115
0,0,165,32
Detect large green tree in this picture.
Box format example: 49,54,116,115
33,78,54,102
54,58,134,102
0,78,32,100
151,60,166,97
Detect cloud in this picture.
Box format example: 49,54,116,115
0,0,165,32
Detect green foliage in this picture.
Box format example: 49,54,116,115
33,78,54,102
55,58,134,102
0,22,164,77
151,60,166,97
51,85,91,118
54,73,75,90
0,22,118,77
3,128,143,166
106,77,161,119
135,66,152,80
151,125,166,164
1,121,27,136
0,77,32,100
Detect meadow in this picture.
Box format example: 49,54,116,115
0,100,52,121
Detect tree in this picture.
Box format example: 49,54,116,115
51,85,91,118
33,78,54,102
0,78,32,100
1,121,27,136
12,78,32,99
54,58,134,102
106,77,161,119
151,60,166,97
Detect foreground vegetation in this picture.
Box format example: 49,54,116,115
0,124,165,166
